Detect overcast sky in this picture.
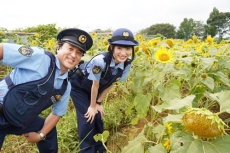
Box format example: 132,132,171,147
0,0,229,33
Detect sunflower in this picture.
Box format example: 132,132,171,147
103,39,108,46
163,139,171,151
134,46,140,54
151,39,160,46
202,74,207,80
91,32,96,37
165,123,172,134
206,35,213,44
154,47,174,63
138,34,143,40
49,40,55,46
199,44,210,57
108,34,112,38
141,43,150,57
34,33,39,37
166,39,173,48
188,39,193,44
192,35,197,43
98,42,102,47
32,41,36,45
0,32,3,35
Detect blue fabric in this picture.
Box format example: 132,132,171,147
0,43,71,116
70,75,105,153
0,114,58,153
3,51,68,128
82,54,131,82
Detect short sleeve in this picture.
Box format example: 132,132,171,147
2,43,45,71
119,63,132,81
52,82,71,116
87,55,106,81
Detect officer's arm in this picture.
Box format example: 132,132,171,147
0,43,3,60
91,80,100,107
97,84,113,102
40,113,60,136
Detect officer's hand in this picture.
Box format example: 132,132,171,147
22,132,41,143
96,104,105,120
85,106,98,124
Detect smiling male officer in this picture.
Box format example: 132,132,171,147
0,28,93,152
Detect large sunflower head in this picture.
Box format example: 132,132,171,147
154,47,174,63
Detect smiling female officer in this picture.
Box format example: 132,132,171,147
69,28,139,153
0,28,93,153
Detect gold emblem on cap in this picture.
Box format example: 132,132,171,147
55,95,62,101
116,77,121,82
123,32,129,37
78,35,87,43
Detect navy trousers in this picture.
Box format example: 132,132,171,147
70,73,105,153
0,113,58,153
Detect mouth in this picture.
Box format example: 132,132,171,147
66,56,75,64
118,55,127,60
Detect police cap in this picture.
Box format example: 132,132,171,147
57,28,93,53
107,28,139,46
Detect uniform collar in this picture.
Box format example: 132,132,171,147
110,58,124,70
55,55,68,79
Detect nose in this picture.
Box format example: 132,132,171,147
71,51,77,58
120,48,126,55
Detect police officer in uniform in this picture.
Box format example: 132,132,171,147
69,28,139,153
0,28,93,152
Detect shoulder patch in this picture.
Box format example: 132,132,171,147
18,46,34,57
92,65,102,74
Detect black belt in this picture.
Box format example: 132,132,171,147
75,68,84,80
0,103,3,114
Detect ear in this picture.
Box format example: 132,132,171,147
110,44,113,50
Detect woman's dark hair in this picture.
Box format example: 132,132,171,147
108,44,135,62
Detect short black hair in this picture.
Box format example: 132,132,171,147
55,40,84,55
108,45,135,62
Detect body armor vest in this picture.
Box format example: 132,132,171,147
3,51,68,128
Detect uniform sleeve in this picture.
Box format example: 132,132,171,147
87,55,106,81
120,63,132,81
52,82,71,116
2,43,45,71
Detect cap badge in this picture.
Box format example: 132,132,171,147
92,65,102,74
123,32,129,37
18,46,34,57
78,35,87,43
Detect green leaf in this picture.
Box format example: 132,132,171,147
172,67,192,79
152,124,166,140
157,42,170,48
207,90,230,113
148,144,167,153
171,131,230,153
209,47,219,56
159,83,181,102
215,71,230,87
142,76,154,87
153,95,195,113
201,76,214,91
134,93,152,118
200,58,217,70
163,114,184,124
131,116,139,125
177,57,193,65
122,129,147,153
93,131,110,143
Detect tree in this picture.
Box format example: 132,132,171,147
207,7,230,40
139,23,176,39
193,21,205,37
176,18,196,40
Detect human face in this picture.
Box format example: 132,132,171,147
57,43,83,74
113,45,132,64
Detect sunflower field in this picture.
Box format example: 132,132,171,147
1,29,230,153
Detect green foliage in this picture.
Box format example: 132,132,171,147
139,23,176,39
13,23,59,43
176,18,196,40
171,131,230,153
207,7,230,40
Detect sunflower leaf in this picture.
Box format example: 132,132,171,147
148,144,167,153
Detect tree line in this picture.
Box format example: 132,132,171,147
138,7,230,42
